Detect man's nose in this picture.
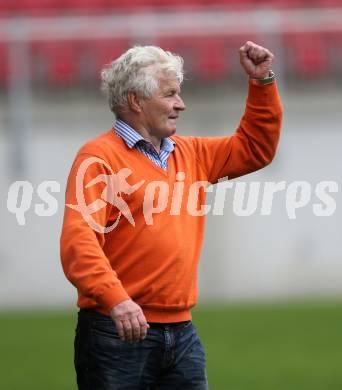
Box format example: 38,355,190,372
175,96,186,111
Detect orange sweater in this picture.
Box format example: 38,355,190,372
60,81,282,322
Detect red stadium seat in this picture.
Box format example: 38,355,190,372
10,0,66,16
157,37,193,54
314,0,342,7
283,33,329,77
67,0,109,14
192,36,230,80
0,43,9,85
32,40,82,86
90,39,130,80
253,0,306,9
105,0,154,11
325,31,342,76
0,0,10,15
197,0,251,9
149,0,202,7
158,35,238,81
157,36,197,77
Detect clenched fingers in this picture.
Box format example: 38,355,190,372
239,41,274,79
137,313,149,340
110,299,150,343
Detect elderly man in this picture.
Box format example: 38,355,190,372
60,41,282,389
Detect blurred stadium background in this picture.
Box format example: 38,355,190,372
1,0,342,389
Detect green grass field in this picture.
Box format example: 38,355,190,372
1,301,342,389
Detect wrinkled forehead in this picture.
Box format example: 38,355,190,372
156,72,181,92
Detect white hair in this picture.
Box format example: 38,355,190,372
101,45,184,116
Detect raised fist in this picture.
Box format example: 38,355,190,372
239,41,274,79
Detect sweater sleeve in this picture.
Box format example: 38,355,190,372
192,81,283,184
60,152,130,313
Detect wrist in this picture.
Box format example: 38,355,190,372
250,70,275,85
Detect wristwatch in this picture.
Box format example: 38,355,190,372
251,70,275,85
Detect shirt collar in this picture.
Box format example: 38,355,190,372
114,119,176,152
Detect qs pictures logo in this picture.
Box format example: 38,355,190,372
6,155,339,228
66,157,145,233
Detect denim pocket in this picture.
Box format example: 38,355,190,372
91,318,120,340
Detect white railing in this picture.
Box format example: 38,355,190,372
1,7,342,43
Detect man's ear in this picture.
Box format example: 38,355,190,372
127,90,142,113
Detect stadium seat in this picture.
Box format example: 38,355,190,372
192,36,230,80
105,0,154,11
90,39,130,79
251,0,304,8
326,31,342,75
0,0,10,15
315,0,342,7
283,33,329,77
149,0,202,7
0,43,9,85
157,36,196,75
67,0,109,14
32,40,82,86
10,0,66,16
162,34,231,81
197,0,251,8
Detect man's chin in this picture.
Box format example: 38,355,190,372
166,126,177,137
160,124,177,138
169,128,176,136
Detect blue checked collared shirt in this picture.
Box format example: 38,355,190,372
114,119,176,170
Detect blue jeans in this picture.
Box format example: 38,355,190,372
75,309,209,389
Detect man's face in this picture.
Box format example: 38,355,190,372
140,74,186,139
